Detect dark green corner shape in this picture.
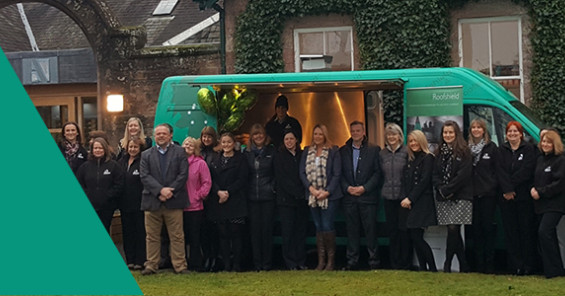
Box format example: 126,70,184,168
0,48,142,295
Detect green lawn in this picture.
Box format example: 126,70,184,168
134,270,565,296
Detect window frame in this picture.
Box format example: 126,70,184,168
458,16,524,102
293,26,355,72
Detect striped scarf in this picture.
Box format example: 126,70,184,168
305,146,329,209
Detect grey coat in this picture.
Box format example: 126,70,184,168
380,145,408,200
140,144,189,211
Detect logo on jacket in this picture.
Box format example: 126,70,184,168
77,153,84,159
482,153,490,159
518,154,524,161
133,169,140,175
545,166,552,172
103,169,111,175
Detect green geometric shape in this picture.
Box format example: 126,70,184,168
0,48,142,295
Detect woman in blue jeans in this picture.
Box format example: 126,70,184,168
300,124,342,271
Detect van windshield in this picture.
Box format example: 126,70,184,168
509,101,545,129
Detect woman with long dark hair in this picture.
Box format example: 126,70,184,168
498,121,537,275
59,122,88,175
300,124,342,271
208,132,248,272
432,120,472,272
274,129,308,270
468,118,500,273
402,130,437,272
531,130,565,278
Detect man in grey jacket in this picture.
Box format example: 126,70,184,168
140,124,189,275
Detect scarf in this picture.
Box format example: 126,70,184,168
440,142,453,185
469,139,485,166
64,140,80,164
305,146,329,209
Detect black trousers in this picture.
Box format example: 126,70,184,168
472,196,497,272
538,212,565,278
383,199,412,269
343,202,380,267
500,199,537,272
201,208,219,269
183,210,204,270
248,200,276,270
278,202,309,269
121,210,146,266
96,207,114,234
217,221,244,272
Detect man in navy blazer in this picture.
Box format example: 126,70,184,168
340,121,384,270
140,123,189,275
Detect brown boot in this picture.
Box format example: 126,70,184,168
315,232,326,271
324,231,336,271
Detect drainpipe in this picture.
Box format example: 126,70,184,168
212,3,226,74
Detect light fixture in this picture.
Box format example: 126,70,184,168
107,94,124,112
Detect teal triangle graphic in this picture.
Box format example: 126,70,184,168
0,48,142,295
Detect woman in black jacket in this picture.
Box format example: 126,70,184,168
531,130,565,278
432,120,472,272
498,121,537,275
77,137,124,233
274,129,308,270
116,117,152,160
118,138,146,270
200,126,221,272
208,132,249,272
468,118,500,273
244,124,276,271
401,130,437,272
59,122,88,175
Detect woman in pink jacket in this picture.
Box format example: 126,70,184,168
182,136,212,271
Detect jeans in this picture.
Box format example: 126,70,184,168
310,199,339,232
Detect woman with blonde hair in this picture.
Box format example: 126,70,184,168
182,136,212,271
401,130,437,271
380,122,410,269
117,117,152,159
300,124,342,270
531,130,565,278
243,123,276,271
468,118,500,273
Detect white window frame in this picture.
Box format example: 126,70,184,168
458,16,524,102
293,26,355,72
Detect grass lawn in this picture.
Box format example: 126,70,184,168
134,269,565,296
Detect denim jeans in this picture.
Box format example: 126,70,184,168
310,199,339,232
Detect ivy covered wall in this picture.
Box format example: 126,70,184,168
234,0,565,130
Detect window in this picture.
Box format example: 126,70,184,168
294,27,354,72
459,17,523,101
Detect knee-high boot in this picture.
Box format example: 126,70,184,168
325,231,336,271
315,232,326,271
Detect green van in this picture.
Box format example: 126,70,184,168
154,67,546,268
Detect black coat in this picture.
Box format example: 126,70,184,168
471,141,500,197
533,153,565,214
339,138,384,204
265,115,303,148
274,148,305,207
77,158,124,211
119,154,143,212
498,141,537,201
59,143,88,175
403,152,437,228
244,145,276,201
208,151,249,221
432,147,473,201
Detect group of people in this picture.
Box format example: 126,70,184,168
58,95,565,279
